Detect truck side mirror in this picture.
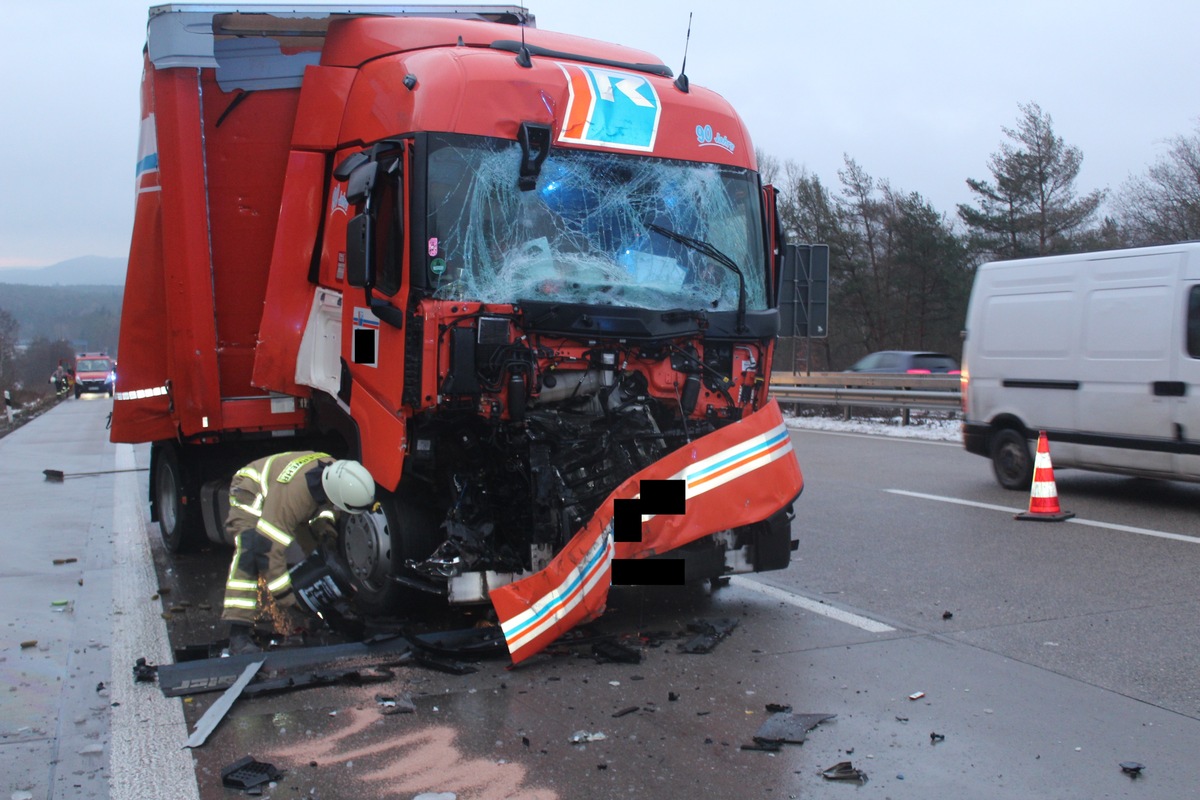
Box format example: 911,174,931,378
346,160,379,205
346,212,373,289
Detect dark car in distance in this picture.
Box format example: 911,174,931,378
846,350,960,374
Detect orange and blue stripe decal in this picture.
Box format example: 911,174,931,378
681,425,792,496
135,114,160,195
498,524,614,655
556,63,661,152
492,401,803,663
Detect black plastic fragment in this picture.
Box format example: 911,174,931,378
221,756,282,791
592,639,642,664
612,705,640,718
679,617,738,654
821,760,867,782
930,731,946,744
132,657,158,683
414,650,477,675
1120,761,1145,777
242,666,396,698
753,712,836,746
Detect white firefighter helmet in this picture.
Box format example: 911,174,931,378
321,459,376,514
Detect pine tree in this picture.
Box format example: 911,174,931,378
959,102,1105,258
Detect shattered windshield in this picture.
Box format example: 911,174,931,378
425,134,768,311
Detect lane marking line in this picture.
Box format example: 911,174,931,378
887,489,1200,545
729,576,896,633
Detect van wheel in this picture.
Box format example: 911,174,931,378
990,428,1033,490
154,444,204,552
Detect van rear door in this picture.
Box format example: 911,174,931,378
1176,266,1200,479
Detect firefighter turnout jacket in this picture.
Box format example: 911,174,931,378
221,451,340,625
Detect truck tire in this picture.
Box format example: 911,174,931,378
154,444,204,552
990,428,1033,490
339,486,442,616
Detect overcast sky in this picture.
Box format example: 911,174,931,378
2,0,1198,267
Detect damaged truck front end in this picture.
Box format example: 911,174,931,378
335,131,803,656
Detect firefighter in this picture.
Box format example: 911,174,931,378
221,451,376,654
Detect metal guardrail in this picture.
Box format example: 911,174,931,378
768,372,963,419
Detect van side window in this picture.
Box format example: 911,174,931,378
1188,285,1200,359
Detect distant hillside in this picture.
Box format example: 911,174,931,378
0,284,123,352
0,256,127,286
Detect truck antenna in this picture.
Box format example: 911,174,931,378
516,16,532,68
673,12,692,93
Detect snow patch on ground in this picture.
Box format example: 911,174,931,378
782,408,961,442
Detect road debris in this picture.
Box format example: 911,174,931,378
1120,761,1145,777
377,692,416,715
185,660,264,748
42,467,147,482
20,640,37,649
157,635,414,697
908,691,925,700
132,657,158,683
930,732,946,744
569,731,607,744
747,711,836,750
52,557,78,565
242,665,395,698
679,618,739,654
821,760,868,782
612,705,640,718
221,755,282,792
592,638,642,664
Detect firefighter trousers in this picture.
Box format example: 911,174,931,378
220,526,308,626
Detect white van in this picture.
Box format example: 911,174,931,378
961,243,1200,488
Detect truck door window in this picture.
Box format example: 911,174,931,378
424,134,767,312
373,158,404,297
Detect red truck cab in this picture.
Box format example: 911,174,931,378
111,5,805,662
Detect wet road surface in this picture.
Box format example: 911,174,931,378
3,399,1198,799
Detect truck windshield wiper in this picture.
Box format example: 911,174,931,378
647,223,748,333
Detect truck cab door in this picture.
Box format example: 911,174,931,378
343,143,410,415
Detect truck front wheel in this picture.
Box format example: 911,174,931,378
990,428,1033,490
340,486,441,616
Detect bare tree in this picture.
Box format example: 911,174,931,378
1114,122,1200,245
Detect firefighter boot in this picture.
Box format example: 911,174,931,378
227,623,261,656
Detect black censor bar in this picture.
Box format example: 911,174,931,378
611,479,686,585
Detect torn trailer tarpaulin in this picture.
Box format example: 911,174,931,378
489,400,802,664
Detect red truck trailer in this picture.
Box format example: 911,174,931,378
112,4,804,661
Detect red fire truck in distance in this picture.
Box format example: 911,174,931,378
111,5,804,661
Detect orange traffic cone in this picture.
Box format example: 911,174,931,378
1016,431,1074,521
